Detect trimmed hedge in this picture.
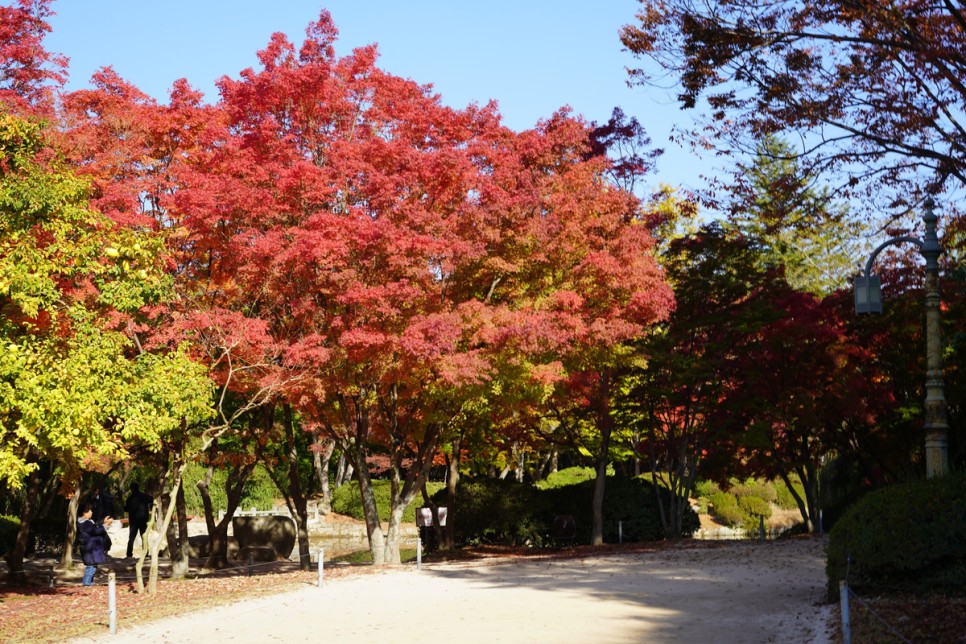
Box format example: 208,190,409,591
826,475,966,599
430,472,698,546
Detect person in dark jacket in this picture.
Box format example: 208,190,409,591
123,483,153,558
89,487,115,524
77,503,113,586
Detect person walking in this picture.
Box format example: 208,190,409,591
77,503,112,586
124,483,153,558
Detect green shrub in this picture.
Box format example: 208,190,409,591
181,464,277,515
433,469,698,547
737,494,772,519
738,501,771,536
435,478,550,546
826,475,966,599
708,491,743,527
693,480,717,498
732,479,777,504
331,480,444,523
538,467,599,489
0,515,19,555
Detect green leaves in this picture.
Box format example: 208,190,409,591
0,114,211,490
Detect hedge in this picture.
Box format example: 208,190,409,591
826,475,966,599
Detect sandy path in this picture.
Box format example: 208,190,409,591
72,538,833,644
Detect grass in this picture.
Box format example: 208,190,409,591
330,548,418,564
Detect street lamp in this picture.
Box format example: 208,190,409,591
854,197,949,478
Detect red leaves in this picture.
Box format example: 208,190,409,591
0,0,66,116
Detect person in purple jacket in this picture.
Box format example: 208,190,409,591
77,503,112,586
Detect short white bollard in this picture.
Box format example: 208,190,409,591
416,537,422,571
317,547,324,589
108,571,117,634
619,521,623,544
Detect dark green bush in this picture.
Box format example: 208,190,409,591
819,454,868,531
826,475,966,599
435,478,551,546
432,470,698,547
0,515,19,555
331,480,444,523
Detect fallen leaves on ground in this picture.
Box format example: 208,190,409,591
848,592,966,644
0,564,382,643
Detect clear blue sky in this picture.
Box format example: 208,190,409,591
44,0,716,194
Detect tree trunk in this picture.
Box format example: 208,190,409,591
313,436,334,514
282,404,312,570
355,459,386,565
137,437,188,594
442,433,462,550
334,452,353,488
147,466,184,594
57,487,81,570
166,483,190,579
199,461,256,569
590,438,610,546
381,413,441,564
5,466,41,586
781,470,812,532
591,375,615,546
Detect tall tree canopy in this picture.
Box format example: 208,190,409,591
621,0,966,218
730,135,866,295
158,12,674,563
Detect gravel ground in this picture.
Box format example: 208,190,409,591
69,537,834,644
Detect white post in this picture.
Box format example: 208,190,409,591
416,536,422,571
839,581,851,644
317,547,324,589
108,571,117,635
618,521,623,544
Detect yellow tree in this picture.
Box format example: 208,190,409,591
0,114,211,584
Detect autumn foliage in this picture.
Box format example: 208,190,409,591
0,8,674,565
621,0,966,217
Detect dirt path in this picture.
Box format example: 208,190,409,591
70,538,833,644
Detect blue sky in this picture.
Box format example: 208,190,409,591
44,1,717,194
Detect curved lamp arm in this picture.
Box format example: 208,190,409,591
862,236,923,278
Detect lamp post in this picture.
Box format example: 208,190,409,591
854,197,948,478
